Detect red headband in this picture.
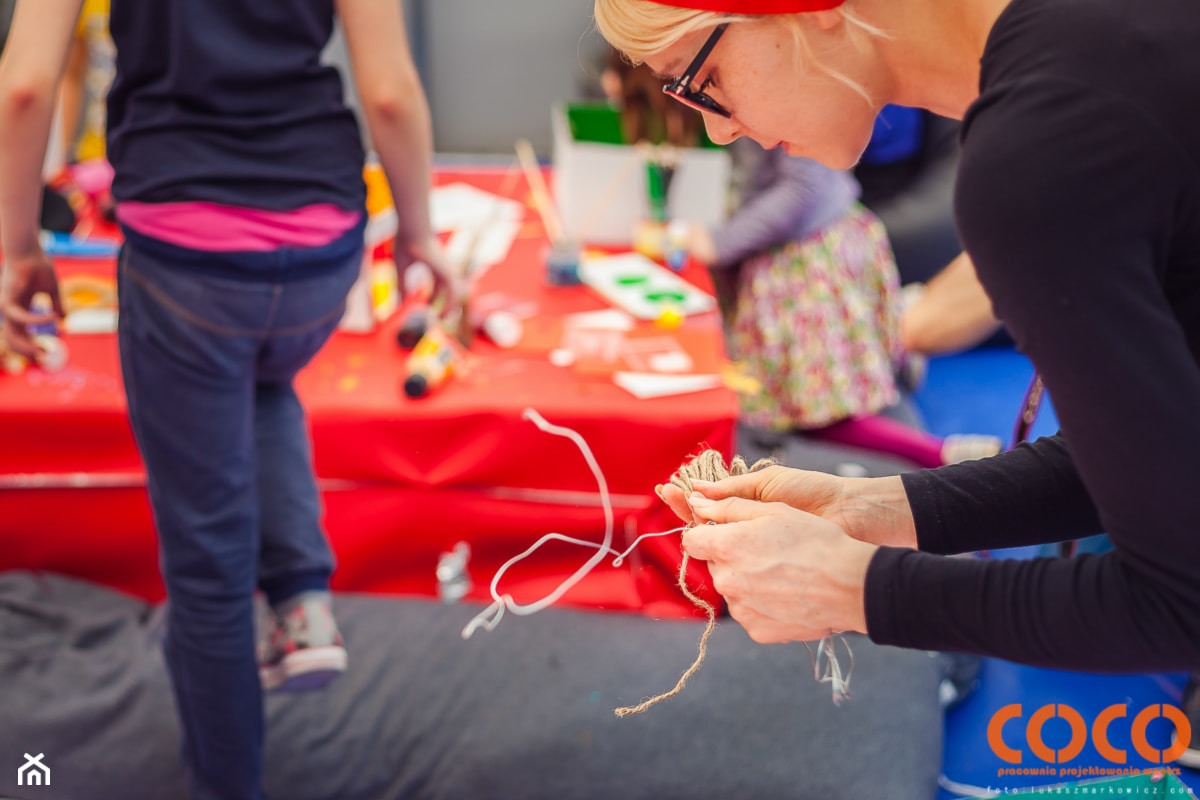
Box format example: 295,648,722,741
649,0,845,12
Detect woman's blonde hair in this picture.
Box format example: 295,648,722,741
592,0,881,102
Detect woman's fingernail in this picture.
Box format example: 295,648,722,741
654,484,664,498
688,494,713,507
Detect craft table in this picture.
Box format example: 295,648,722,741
0,168,739,619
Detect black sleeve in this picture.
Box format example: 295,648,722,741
900,434,1103,555
867,77,1200,671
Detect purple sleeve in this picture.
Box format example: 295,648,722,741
708,147,856,269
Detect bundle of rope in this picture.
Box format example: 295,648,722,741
464,410,853,715
613,450,775,716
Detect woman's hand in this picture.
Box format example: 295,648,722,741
659,464,917,549
681,494,878,642
1,246,64,361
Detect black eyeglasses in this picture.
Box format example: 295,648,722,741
662,23,732,119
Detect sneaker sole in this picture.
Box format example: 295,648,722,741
1171,736,1200,770
261,646,347,693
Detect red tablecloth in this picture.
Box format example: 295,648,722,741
0,169,739,619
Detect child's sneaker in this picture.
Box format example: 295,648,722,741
940,434,1003,464
258,591,347,692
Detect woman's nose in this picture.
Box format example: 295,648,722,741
702,113,740,145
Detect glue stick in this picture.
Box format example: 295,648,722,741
403,325,460,399
29,292,59,338
665,219,690,272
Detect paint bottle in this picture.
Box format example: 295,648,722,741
478,310,522,348
664,219,690,272
34,335,68,372
29,293,59,338
396,303,433,350
436,541,472,603
402,325,459,399
4,294,70,373
545,240,582,286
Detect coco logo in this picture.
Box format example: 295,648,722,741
987,703,1192,765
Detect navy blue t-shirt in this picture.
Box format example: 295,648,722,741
106,0,365,213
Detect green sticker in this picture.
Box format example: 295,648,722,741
645,290,687,303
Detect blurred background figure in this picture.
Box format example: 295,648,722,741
600,54,1001,469
58,0,113,165
854,105,961,288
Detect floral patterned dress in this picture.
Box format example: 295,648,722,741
730,203,904,430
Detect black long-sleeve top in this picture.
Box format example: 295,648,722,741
864,0,1200,672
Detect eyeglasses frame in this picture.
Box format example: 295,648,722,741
662,23,733,119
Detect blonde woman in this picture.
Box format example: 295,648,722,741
598,0,1200,698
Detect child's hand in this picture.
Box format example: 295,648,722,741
1,246,63,361
394,235,466,313
688,225,718,266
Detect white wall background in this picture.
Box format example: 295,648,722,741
326,0,610,158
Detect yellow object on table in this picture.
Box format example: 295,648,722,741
655,304,685,330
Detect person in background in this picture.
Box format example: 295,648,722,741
853,104,962,286
58,0,113,164
50,0,116,224
0,2,459,800
603,55,1001,468
857,105,1008,357
602,47,707,149
901,252,1001,356
689,137,1002,467
594,0,1200,762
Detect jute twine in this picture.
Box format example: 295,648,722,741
614,450,774,717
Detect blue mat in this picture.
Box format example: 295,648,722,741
913,346,1058,446
912,347,1198,798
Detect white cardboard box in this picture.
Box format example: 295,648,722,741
551,103,731,246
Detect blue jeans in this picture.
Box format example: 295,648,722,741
117,227,362,800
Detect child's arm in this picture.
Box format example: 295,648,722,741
0,0,83,258
0,0,84,357
900,252,1001,356
701,143,851,268
57,20,89,164
336,0,462,310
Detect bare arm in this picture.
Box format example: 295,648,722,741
900,251,1001,355
57,29,88,163
335,0,461,309
0,0,84,357
0,0,82,258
